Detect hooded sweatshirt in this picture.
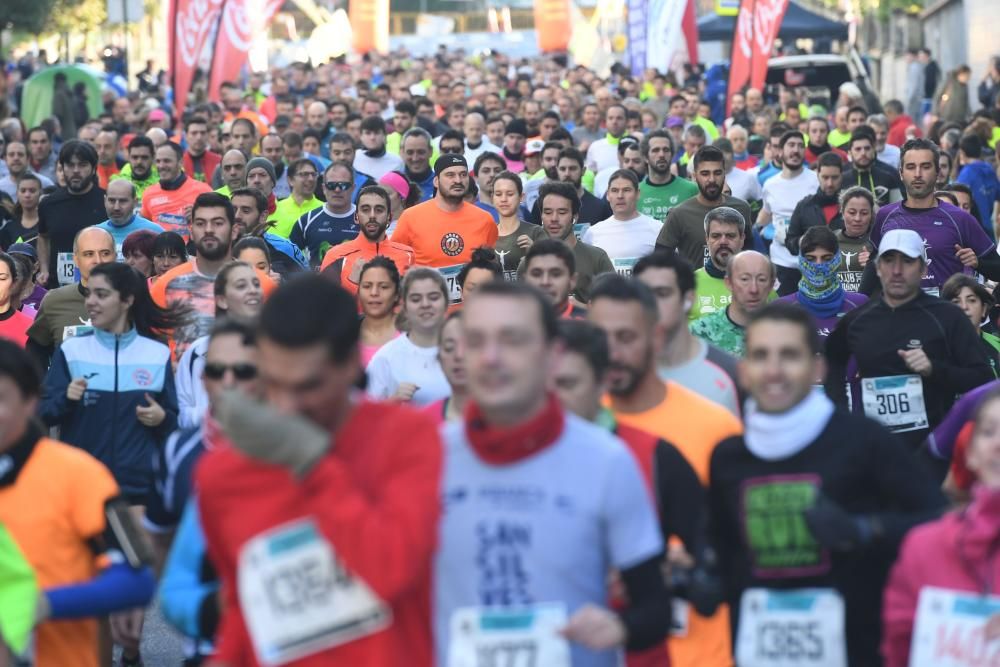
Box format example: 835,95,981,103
957,159,1000,236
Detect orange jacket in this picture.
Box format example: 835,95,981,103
319,235,415,296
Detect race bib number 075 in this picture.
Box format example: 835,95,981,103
448,603,571,667
735,588,846,667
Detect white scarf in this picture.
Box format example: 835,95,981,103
745,390,835,461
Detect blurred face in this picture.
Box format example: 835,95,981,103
404,277,447,335
217,265,263,318
231,194,265,235
62,157,94,194
307,104,328,131
486,121,505,146
834,108,848,131
261,136,283,166
328,141,353,163
464,115,485,143
876,252,925,303
694,159,725,201
247,167,274,195
872,123,888,150
707,221,744,270
303,136,321,156
461,268,496,298
731,94,746,113
937,154,952,185
356,192,390,241
951,285,988,330
361,128,385,152
436,166,468,203
129,146,154,180
291,163,318,198
583,105,600,129
729,130,748,156
620,147,644,176
0,261,12,306
747,90,763,112
504,133,526,155
842,196,873,237
901,149,938,199
438,316,466,392
202,331,261,405
636,266,689,335
818,165,843,197
394,111,414,133
105,182,137,225
15,179,40,209
357,262,400,318
588,298,658,396
847,111,866,132
605,108,626,137
236,247,269,273
28,131,50,163
781,137,805,170
553,350,603,421
474,159,504,198
741,320,821,414
968,398,1000,488
186,122,209,154
807,120,829,147
726,254,772,313
541,148,561,179
125,250,153,277
330,105,348,127
491,177,522,218
557,158,583,189
5,143,27,175
231,124,255,154
540,194,575,240
849,139,874,170
95,131,118,166
525,254,574,309
607,177,638,218
155,145,181,182
439,138,464,155
191,205,233,261
461,294,551,421
84,274,132,333
683,132,705,158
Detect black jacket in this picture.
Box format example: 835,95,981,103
842,161,904,206
785,190,844,254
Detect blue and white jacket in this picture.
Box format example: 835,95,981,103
39,327,178,499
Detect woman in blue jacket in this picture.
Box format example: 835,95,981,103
40,262,187,502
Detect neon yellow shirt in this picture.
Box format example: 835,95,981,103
268,195,324,238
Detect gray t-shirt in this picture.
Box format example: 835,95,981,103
656,195,753,268
495,222,547,281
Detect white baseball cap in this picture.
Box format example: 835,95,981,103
878,229,927,263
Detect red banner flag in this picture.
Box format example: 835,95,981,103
207,0,283,102
350,0,390,55
727,0,789,114
170,0,224,118
534,0,572,53
682,0,699,67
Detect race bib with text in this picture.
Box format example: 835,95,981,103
735,588,846,667
910,586,1000,666
861,375,928,433
448,603,571,667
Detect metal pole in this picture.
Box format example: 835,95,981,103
122,0,130,81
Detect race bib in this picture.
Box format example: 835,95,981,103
56,252,76,286
573,223,591,241
448,603,571,667
438,264,465,305
910,586,1000,666
157,213,188,238
238,519,390,666
735,588,846,667
62,324,93,341
613,257,639,278
861,375,928,433
670,599,690,638
922,287,941,298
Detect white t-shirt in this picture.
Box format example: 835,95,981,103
878,144,901,169
583,213,662,261
761,168,819,268
593,165,617,199
726,167,762,202
366,334,450,406
353,149,404,181
585,138,619,173
434,413,663,667
464,138,501,171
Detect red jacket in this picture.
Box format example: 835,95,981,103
882,486,1000,667
196,400,442,667
887,115,921,148
183,150,222,184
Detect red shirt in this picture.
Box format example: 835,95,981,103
888,115,921,147
320,235,416,297
196,400,442,667
183,150,222,185
140,177,212,240
0,309,33,346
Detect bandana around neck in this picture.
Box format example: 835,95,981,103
464,393,565,465
798,254,845,318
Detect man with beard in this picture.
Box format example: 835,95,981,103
804,116,848,166
522,141,563,211
152,192,274,363
112,135,158,202
182,115,221,184
841,126,904,206
588,274,742,667
785,152,846,255
691,251,775,356
287,161,356,266
320,185,415,295
36,141,107,289
353,116,403,181
140,141,212,241
526,181,614,302
391,155,497,268
0,141,54,199
94,127,123,188
522,238,585,319
215,149,247,197
586,104,629,173
230,186,308,276
527,148,611,225
637,130,698,221
400,128,435,202
657,146,752,267
757,131,819,295
860,138,1000,296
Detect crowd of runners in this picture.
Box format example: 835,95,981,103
2,46,1000,667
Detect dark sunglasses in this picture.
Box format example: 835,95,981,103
324,181,352,192
203,362,258,381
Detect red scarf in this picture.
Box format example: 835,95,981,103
267,192,277,215
465,393,565,465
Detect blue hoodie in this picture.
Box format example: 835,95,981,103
957,160,1000,237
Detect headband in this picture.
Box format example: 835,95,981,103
379,171,410,200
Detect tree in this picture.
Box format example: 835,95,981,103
0,0,55,55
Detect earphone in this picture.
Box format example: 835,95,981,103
683,299,693,311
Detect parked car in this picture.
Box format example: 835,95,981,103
766,51,881,112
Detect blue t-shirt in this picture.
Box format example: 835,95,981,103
434,413,663,667
288,204,358,266
96,214,164,258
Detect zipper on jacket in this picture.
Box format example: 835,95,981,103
112,335,119,480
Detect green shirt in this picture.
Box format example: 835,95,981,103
693,116,720,141
638,176,699,222
111,164,159,202
268,195,324,239
26,283,89,348
691,308,746,357
829,128,852,149
690,267,777,320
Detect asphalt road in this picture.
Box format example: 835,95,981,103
112,600,186,666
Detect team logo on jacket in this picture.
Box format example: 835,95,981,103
133,369,154,387
441,232,465,257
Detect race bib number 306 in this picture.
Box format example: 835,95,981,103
861,375,928,433
910,586,1000,666
448,604,571,667
735,588,846,667
238,519,390,666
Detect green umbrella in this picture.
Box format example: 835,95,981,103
21,64,104,130
0,524,38,657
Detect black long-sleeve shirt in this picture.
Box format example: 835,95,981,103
708,410,946,666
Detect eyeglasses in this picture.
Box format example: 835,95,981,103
203,362,258,381
297,172,318,179
324,181,352,192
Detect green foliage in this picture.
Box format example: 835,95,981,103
0,0,56,36
45,0,107,35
